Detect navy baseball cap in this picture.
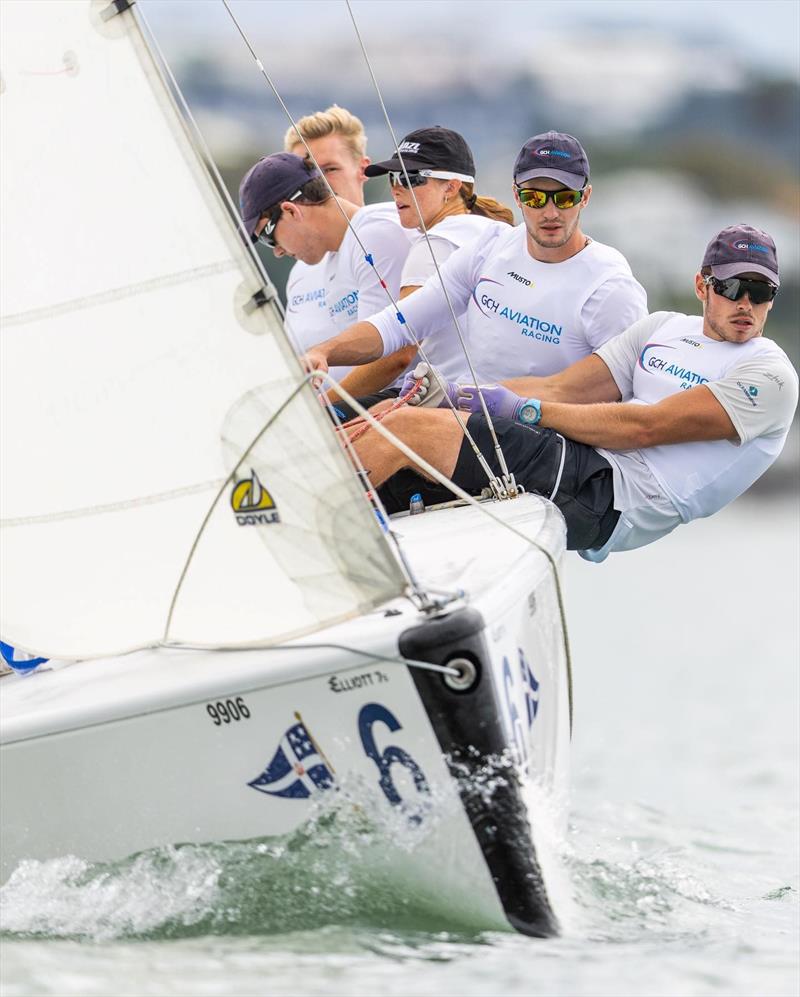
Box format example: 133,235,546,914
239,152,321,239
514,131,589,189
365,126,475,180
702,224,780,286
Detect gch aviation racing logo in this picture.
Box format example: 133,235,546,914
472,277,562,343
638,343,709,388
231,469,280,526
730,240,769,255
535,147,570,159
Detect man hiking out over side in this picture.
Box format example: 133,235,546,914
347,225,798,556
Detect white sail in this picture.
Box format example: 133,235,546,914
0,0,406,658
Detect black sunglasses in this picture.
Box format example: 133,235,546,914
705,275,778,305
255,190,303,248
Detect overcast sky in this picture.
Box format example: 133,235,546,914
142,0,800,78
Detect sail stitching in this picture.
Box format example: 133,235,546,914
1,260,238,328
0,479,225,528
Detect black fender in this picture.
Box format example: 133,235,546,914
399,608,558,938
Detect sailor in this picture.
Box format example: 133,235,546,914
324,126,515,411
239,151,411,385
349,225,798,556
302,130,648,385
281,106,371,380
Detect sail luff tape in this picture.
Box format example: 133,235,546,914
101,0,136,21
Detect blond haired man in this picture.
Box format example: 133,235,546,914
282,106,370,379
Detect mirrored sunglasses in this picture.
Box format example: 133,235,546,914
515,186,585,209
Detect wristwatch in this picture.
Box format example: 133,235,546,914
517,398,542,426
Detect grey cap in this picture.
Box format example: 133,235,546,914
702,224,780,286
514,130,589,189
239,152,321,240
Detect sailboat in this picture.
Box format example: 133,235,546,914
0,0,571,937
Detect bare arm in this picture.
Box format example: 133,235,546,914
303,321,384,376
325,285,420,404
503,354,622,404
326,344,417,404
540,384,738,450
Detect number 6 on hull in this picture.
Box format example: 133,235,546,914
358,703,430,824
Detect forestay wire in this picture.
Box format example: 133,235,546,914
219,0,514,500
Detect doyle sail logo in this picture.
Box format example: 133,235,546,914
231,469,280,526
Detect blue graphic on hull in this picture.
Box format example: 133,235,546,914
248,718,334,799
0,641,48,674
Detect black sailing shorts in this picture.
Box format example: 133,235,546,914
378,414,619,551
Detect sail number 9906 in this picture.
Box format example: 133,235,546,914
207,697,251,726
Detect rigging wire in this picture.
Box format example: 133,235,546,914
212,1,572,706
316,375,574,723
219,0,510,499
343,0,518,498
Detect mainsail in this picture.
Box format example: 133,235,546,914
0,0,406,658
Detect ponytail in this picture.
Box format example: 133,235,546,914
459,182,514,225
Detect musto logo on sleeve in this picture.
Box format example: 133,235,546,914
231,470,280,526
472,277,561,345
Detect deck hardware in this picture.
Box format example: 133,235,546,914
244,287,275,314
443,657,478,692
100,0,135,22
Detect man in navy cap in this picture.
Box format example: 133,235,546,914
303,130,647,387
347,224,798,556
239,150,410,353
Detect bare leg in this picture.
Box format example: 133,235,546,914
352,408,467,487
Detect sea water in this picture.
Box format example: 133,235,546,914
1,496,798,997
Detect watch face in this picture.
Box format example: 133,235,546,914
519,402,539,425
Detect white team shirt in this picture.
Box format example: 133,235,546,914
400,214,498,382
324,202,411,332
283,202,411,382
581,311,799,561
284,257,352,380
370,222,648,382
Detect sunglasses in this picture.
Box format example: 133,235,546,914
705,275,778,305
515,186,585,209
387,169,474,189
255,189,303,248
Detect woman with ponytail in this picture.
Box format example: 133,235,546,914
328,126,513,408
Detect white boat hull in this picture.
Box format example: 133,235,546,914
1,497,571,936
